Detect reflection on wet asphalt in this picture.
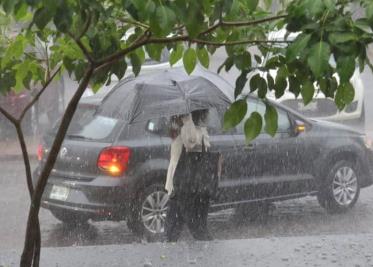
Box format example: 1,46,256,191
41,188,373,248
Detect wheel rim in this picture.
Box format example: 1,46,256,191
141,190,169,234
332,166,358,206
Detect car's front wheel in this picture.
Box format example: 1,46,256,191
317,160,360,214
127,183,169,241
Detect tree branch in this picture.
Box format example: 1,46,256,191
0,105,17,125
20,66,94,267
19,66,61,121
77,11,92,40
95,30,150,73
67,12,94,64
200,15,287,36
190,38,292,46
222,14,287,27
118,18,149,29
67,31,94,63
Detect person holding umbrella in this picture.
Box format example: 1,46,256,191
165,109,219,242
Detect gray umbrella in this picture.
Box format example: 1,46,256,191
98,67,233,123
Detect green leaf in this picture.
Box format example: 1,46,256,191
151,6,176,36
223,99,247,130
288,76,301,97
235,72,248,99
267,73,275,90
112,59,127,80
197,47,209,68
244,112,262,142
130,53,141,76
329,32,357,44
306,0,324,16
257,78,267,98
324,0,335,11
301,81,314,105
264,103,278,136
183,48,197,75
335,82,355,110
274,67,288,98
15,2,28,20
307,42,330,78
2,35,26,68
250,74,267,98
249,74,261,92
53,5,72,33
336,56,355,83
234,51,251,70
185,4,204,38
145,44,164,62
158,6,176,33
33,7,54,30
366,2,373,21
286,34,311,62
0,71,16,93
247,0,259,11
14,60,31,92
355,19,372,33
170,44,183,66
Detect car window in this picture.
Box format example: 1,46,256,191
236,99,290,134
54,105,119,141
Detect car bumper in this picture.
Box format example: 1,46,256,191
359,150,373,188
33,168,132,221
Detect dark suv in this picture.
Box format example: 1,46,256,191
33,75,373,239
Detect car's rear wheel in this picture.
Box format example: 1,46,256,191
50,209,89,225
317,160,360,214
127,183,169,241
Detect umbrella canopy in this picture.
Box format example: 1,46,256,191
97,67,233,123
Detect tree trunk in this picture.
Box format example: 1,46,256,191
20,67,94,267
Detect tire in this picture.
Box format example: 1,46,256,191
127,183,169,241
317,160,360,214
50,209,89,226
232,202,271,224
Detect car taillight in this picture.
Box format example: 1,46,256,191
97,146,131,176
37,144,43,161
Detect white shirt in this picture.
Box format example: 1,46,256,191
165,114,210,194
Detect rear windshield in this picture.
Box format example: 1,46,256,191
54,105,119,141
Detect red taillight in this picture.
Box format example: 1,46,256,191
97,146,131,176
37,144,43,161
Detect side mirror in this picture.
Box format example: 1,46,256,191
294,120,306,135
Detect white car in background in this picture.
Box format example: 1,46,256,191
263,30,366,130
269,70,365,129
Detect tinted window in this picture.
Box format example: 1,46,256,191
236,99,290,134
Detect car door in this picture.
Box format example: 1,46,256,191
232,98,310,201
199,107,240,204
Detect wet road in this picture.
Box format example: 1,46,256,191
2,159,373,250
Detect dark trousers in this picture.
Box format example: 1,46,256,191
165,192,212,242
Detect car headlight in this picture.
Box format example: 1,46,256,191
364,135,373,150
